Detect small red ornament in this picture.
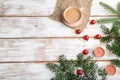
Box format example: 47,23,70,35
83,35,89,41
77,69,83,75
75,29,81,34
82,49,89,55
90,20,96,25
95,34,101,39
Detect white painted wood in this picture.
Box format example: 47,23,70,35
0,63,54,80
0,0,119,16
0,17,111,38
0,0,119,79
0,39,118,62
0,62,120,80
0,0,57,16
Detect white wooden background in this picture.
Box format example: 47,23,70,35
0,0,120,80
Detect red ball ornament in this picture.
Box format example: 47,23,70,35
82,49,89,55
90,20,96,25
77,69,83,75
95,34,101,39
75,29,81,34
83,35,89,41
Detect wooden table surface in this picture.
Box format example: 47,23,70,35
0,0,120,80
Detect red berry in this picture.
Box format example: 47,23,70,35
95,34,101,39
77,69,83,75
75,29,81,34
90,20,96,25
83,49,89,55
83,35,89,41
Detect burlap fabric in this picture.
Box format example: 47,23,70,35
50,0,93,30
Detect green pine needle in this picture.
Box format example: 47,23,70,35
112,59,120,68
99,2,118,14
117,3,120,16
97,17,120,24
98,68,107,80
100,21,120,57
46,54,107,80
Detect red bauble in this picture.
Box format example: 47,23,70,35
83,49,89,55
75,29,81,34
90,20,96,25
83,35,89,41
77,69,83,75
95,34,101,39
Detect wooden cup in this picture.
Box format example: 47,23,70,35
62,7,83,28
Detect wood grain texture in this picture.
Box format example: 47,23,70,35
0,0,120,80
0,17,112,38
0,0,119,16
0,39,118,62
0,62,120,80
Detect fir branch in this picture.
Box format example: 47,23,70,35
99,2,118,14
98,68,107,80
112,59,120,68
100,22,120,57
97,17,120,24
101,25,110,34
46,54,107,80
100,36,112,43
117,3,120,16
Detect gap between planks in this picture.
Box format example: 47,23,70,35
0,60,111,64
0,15,117,17
0,37,97,39
0,37,119,39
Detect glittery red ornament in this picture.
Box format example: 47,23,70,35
90,20,96,25
83,35,89,41
95,34,101,39
75,29,81,34
77,69,83,75
82,49,89,55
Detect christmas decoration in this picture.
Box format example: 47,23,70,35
75,29,81,34
97,2,120,57
82,49,89,55
46,2,120,80
46,54,107,80
90,19,96,24
94,47,105,57
105,65,116,76
97,2,120,24
77,69,83,75
83,35,89,41
95,34,101,39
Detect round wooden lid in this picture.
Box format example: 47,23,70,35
106,65,116,75
94,47,105,57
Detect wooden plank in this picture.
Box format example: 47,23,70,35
0,17,112,38
0,39,117,62
0,63,54,80
0,0,119,16
0,0,57,16
0,62,120,80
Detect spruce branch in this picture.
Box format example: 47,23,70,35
99,2,118,14
98,68,107,80
100,21,120,57
117,3,120,16
112,59,120,68
97,17,120,24
97,2,120,24
46,54,107,80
